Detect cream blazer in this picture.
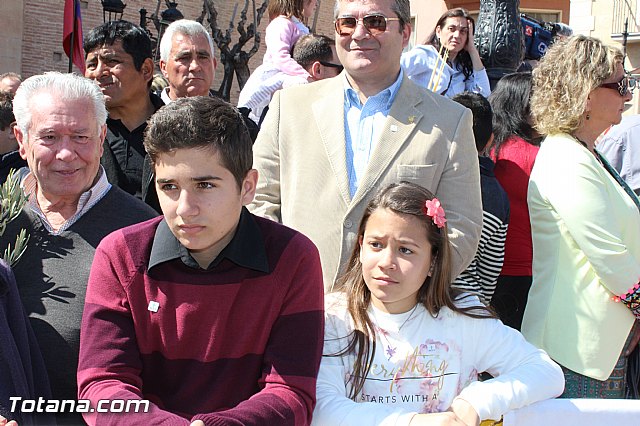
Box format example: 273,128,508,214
522,133,640,380
250,74,482,291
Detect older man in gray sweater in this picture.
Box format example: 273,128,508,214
2,72,156,425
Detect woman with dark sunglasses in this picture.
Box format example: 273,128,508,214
522,34,640,399
400,8,490,98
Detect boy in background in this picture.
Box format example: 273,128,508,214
452,92,510,305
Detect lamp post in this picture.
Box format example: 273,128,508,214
101,0,126,22
140,1,184,62
474,0,524,89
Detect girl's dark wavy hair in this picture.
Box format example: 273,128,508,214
489,71,539,156
425,8,475,81
329,182,493,399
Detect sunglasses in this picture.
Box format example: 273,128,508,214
599,75,637,97
319,61,344,72
334,14,402,36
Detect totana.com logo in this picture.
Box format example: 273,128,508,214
9,397,150,413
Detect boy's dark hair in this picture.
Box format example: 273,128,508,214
0,91,14,131
144,96,253,189
452,92,493,152
83,20,153,71
292,34,334,69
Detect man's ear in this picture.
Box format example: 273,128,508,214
240,169,258,205
141,58,155,84
14,125,27,160
311,61,321,80
401,21,412,49
97,124,107,158
159,59,168,78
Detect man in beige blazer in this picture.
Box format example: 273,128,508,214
250,0,482,291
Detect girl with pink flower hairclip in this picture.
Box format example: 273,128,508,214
313,182,564,426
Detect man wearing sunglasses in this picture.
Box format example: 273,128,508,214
239,34,342,126
251,0,482,299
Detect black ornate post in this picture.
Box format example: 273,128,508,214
474,0,524,89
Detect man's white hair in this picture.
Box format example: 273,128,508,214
13,72,106,138
159,19,215,62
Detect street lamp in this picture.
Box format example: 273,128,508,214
140,1,184,62
101,0,126,22
160,2,184,24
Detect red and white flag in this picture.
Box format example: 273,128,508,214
63,0,85,73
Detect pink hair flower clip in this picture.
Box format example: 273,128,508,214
424,198,447,228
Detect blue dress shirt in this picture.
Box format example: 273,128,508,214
344,71,404,196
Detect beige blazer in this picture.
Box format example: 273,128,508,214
250,74,482,291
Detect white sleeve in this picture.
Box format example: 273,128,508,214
401,46,446,91
456,316,565,420
312,311,417,426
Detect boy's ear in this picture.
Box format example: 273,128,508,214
240,169,258,205
485,133,495,153
8,122,16,140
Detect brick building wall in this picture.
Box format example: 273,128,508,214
11,0,337,104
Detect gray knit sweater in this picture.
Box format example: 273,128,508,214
2,186,157,424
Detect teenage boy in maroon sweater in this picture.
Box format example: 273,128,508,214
77,96,325,425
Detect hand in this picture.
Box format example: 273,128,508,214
464,19,484,71
465,20,477,53
625,319,640,356
190,421,205,426
450,398,480,426
409,412,468,425
0,415,18,426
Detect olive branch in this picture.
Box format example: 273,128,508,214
0,169,29,266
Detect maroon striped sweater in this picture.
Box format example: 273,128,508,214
78,213,324,425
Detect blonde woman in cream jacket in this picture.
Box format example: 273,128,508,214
522,35,640,398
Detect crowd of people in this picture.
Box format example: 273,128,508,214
0,0,638,424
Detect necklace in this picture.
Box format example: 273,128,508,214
573,135,603,165
374,304,419,361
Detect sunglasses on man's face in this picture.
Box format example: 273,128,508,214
599,75,637,97
334,14,401,36
319,61,344,73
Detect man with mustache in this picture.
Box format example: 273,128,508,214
84,20,163,201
